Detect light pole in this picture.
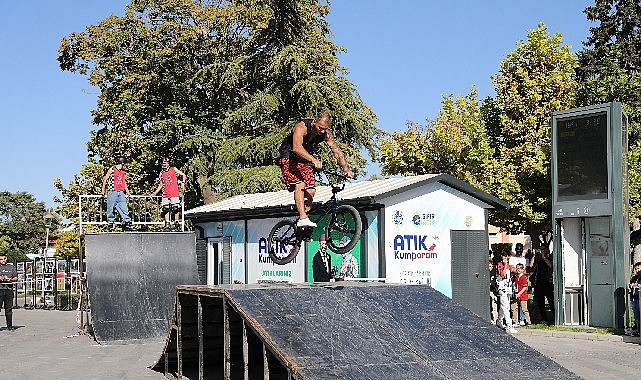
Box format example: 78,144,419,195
43,212,54,307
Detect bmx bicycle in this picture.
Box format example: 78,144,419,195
267,171,362,265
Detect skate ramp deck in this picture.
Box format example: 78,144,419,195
153,282,579,379
84,232,198,344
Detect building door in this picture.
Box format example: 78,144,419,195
586,217,613,327
207,238,221,285
451,230,490,319
207,237,232,285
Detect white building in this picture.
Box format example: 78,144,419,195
186,174,507,319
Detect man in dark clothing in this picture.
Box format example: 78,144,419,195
312,234,332,282
0,252,18,330
629,262,641,336
530,247,555,324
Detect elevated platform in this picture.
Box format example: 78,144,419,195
153,282,579,379
84,232,198,344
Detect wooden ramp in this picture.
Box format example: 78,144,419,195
152,282,579,379
84,232,198,344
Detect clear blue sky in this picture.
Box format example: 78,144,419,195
0,1,593,208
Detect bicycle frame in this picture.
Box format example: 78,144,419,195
305,184,345,227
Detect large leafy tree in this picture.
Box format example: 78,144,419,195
490,23,578,238
0,191,51,261
576,0,641,218
379,88,494,191
379,23,577,243
56,0,379,221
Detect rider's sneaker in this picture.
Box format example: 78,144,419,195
162,222,172,232
297,218,317,228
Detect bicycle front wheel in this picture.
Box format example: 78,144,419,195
268,220,301,265
326,204,362,254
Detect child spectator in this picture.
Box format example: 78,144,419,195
496,252,517,333
511,263,531,326
489,258,499,325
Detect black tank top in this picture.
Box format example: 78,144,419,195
279,119,326,162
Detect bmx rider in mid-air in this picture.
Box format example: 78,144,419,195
278,111,353,228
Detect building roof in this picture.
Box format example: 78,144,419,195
185,173,509,222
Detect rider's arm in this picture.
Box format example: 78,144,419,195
292,121,322,168
325,130,354,178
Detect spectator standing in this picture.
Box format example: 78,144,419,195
101,156,132,231
151,156,186,231
496,252,517,333
629,262,641,336
489,258,499,325
509,243,527,324
312,234,332,282
0,252,18,330
530,247,555,324
511,263,532,326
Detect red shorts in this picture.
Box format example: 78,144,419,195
279,158,315,191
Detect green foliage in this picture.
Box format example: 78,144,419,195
56,0,380,220
490,23,578,236
54,229,80,262
576,0,641,219
379,88,494,191
379,23,577,240
0,191,50,260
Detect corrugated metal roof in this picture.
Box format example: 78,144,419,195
186,173,507,218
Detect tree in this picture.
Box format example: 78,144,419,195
490,23,578,239
576,0,641,218
379,88,494,191
56,0,380,221
55,229,80,263
0,191,51,261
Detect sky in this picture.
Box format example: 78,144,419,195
0,1,593,208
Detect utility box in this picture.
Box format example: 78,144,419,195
551,102,629,328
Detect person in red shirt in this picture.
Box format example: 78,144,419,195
510,263,532,326
101,156,132,231
151,156,186,231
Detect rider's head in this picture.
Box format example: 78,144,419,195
312,111,331,135
115,156,126,167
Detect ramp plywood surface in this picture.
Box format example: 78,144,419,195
156,283,580,379
85,232,198,344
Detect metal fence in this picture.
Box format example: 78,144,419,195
10,258,85,311
79,194,184,234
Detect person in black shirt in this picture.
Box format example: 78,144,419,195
278,112,353,229
530,247,554,324
629,262,641,336
0,252,18,330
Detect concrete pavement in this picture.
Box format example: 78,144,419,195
1,308,640,379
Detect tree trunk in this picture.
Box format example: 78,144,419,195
197,174,217,205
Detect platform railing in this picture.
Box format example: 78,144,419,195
79,194,184,234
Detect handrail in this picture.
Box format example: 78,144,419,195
79,194,184,234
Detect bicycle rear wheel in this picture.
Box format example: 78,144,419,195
268,220,301,265
326,204,362,254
